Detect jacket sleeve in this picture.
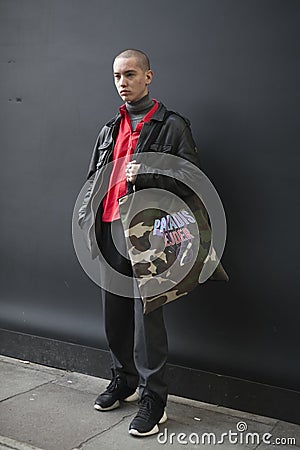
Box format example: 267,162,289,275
134,117,201,197
78,128,103,226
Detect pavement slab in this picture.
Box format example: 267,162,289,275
0,359,58,402
0,355,299,450
53,371,108,396
0,381,136,450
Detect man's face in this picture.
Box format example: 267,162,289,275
113,56,153,103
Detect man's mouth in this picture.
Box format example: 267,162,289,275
120,90,130,95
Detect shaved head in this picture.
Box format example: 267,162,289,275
114,49,150,72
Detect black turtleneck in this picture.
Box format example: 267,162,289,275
126,94,154,131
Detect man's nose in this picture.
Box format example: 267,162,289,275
120,76,127,87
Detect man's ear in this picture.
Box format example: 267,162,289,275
146,69,153,85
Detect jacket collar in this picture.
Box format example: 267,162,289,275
150,102,167,122
105,113,121,127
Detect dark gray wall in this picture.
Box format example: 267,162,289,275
1,0,299,391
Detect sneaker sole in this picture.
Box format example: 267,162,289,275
129,410,168,437
159,411,168,424
94,400,120,411
123,390,139,402
94,389,139,411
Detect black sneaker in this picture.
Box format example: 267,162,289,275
94,369,138,411
129,392,167,436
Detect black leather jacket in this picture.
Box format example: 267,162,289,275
78,102,201,258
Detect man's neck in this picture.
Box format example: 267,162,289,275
125,94,154,131
126,94,153,114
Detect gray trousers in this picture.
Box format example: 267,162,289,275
99,220,168,405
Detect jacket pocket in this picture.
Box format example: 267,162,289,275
96,142,112,168
98,140,111,150
149,143,173,153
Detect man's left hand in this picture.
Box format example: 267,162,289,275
126,160,141,184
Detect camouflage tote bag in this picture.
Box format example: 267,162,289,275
118,187,226,314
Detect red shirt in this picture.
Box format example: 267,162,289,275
102,100,159,222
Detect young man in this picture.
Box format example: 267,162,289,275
79,49,200,436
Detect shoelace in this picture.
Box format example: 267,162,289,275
106,376,121,393
136,395,154,420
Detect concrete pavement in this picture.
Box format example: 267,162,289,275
0,355,299,450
